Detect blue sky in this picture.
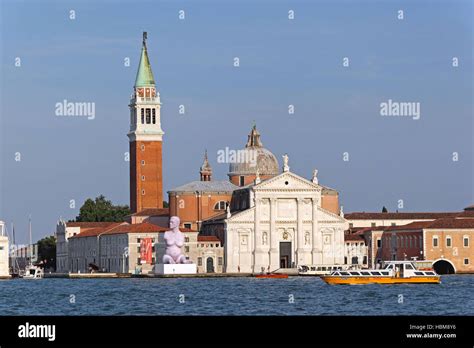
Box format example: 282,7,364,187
0,0,472,243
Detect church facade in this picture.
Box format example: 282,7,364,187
202,166,346,273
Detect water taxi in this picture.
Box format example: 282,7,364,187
321,261,440,285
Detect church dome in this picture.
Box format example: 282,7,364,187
228,125,279,177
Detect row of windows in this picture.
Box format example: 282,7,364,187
395,235,422,249
433,236,469,248
134,237,219,249
377,235,471,249
138,108,157,125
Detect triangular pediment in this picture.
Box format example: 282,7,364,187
318,206,346,223
253,171,321,191
227,207,255,222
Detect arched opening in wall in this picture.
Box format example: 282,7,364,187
433,259,455,274
206,257,214,273
351,256,358,265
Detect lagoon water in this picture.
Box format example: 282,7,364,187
0,275,473,315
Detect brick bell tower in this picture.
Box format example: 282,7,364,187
128,32,164,213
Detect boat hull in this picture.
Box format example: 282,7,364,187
321,276,440,285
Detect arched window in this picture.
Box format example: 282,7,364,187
146,108,151,124
214,201,227,210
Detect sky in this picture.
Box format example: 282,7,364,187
0,0,472,243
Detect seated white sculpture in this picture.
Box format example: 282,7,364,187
163,216,192,264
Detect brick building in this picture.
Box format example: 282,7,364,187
379,218,474,274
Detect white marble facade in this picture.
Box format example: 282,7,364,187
224,171,346,273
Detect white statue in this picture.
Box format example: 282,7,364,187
255,168,261,184
340,205,344,218
312,169,318,184
282,154,289,172
163,216,192,264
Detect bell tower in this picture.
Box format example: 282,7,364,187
128,32,164,213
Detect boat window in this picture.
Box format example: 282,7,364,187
371,272,381,276
425,272,435,275
385,264,394,270
405,263,415,270
322,267,326,271
333,272,340,276
361,272,370,276
340,272,350,276
414,271,424,275
381,272,389,275
311,267,316,271
349,272,360,276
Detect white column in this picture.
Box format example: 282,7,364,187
336,228,343,264
253,198,264,273
311,199,321,265
269,198,278,270
296,198,304,266
225,226,232,273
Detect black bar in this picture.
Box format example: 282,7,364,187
0,316,472,346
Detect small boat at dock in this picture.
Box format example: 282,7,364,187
22,265,44,279
321,261,440,285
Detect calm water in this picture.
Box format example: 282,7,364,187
0,275,473,315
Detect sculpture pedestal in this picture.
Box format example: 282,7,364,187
155,264,197,275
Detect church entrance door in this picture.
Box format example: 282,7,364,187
206,257,214,273
279,242,292,268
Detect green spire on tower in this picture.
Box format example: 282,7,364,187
135,31,156,87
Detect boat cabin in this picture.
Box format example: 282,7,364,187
329,261,437,278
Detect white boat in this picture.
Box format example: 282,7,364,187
20,216,43,279
298,264,360,276
22,265,44,279
321,261,440,285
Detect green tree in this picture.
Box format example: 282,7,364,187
382,206,388,213
163,201,169,208
37,235,56,270
75,195,131,222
